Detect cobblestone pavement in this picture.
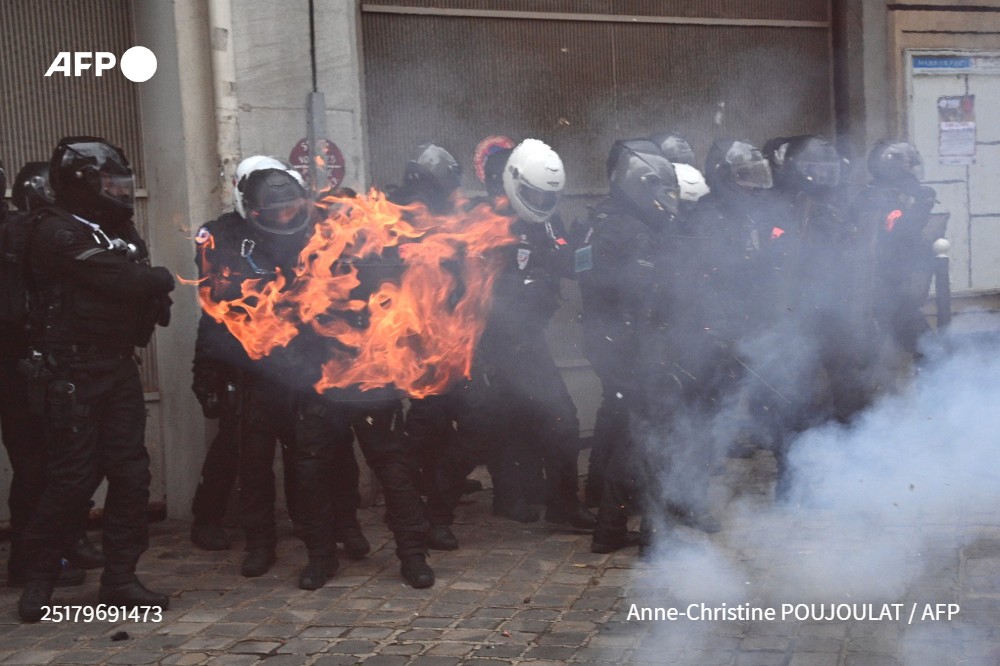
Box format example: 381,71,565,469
1,450,999,665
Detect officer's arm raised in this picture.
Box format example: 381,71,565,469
35,218,175,297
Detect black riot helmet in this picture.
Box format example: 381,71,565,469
782,135,842,193
607,139,680,228
867,140,923,184
243,168,312,236
403,143,462,211
12,161,55,212
649,131,696,167
761,136,791,188
49,136,135,224
482,147,512,199
704,139,773,196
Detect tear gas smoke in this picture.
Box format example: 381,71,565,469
630,327,1000,661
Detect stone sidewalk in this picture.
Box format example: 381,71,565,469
1,451,998,666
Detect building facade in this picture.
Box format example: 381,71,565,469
1,0,997,520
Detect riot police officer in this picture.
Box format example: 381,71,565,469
199,168,433,589
477,138,595,531
671,138,777,524
853,140,941,364
577,139,681,552
17,137,175,622
2,162,105,589
388,143,490,552
191,155,369,562
649,131,698,167
768,136,871,425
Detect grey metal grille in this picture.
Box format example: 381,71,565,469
362,11,833,193
363,1,829,22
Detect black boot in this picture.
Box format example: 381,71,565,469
298,554,338,590
191,520,230,551
9,562,86,588
241,548,276,577
590,529,641,554
400,554,435,589
492,500,539,524
427,524,459,551
18,579,54,622
336,526,371,561
65,534,106,570
99,580,169,609
545,504,597,531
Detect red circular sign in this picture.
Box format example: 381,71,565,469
289,138,346,190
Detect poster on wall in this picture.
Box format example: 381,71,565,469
937,95,976,166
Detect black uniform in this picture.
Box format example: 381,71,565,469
478,213,586,522
577,200,661,546
197,170,431,588
192,212,362,560
853,179,938,357
20,207,174,588
764,137,874,429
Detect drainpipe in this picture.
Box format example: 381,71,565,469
208,0,241,209
307,0,329,194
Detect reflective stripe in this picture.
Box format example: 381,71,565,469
74,247,106,261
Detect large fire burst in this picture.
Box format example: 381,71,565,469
195,190,515,399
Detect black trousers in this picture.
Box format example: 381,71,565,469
292,398,427,560
1,349,51,578
190,407,239,526
232,377,297,551
405,375,493,526
21,353,149,586
203,374,363,550
488,337,582,513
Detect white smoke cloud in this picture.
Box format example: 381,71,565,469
628,327,1000,660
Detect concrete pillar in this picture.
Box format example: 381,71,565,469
134,0,221,518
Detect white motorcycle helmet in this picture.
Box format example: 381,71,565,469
233,155,305,217
673,162,710,203
502,139,565,223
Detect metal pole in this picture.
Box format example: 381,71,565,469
306,0,328,194
933,238,951,331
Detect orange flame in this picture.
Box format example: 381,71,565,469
197,189,515,398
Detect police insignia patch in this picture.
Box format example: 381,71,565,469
517,247,531,270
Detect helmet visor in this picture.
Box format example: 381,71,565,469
799,160,841,187
250,198,311,234
640,173,680,217
100,172,135,208
732,160,773,190
906,154,925,181
517,183,559,215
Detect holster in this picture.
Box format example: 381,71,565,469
17,352,52,417
47,379,77,430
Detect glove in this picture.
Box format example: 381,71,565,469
156,295,173,327
192,359,223,419
199,392,222,419
149,266,176,294
915,185,937,203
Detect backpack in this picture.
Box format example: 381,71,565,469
0,209,41,330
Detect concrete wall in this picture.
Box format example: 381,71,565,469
130,0,370,518
134,0,223,518
229,0,368,193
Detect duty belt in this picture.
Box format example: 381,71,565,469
43,343,135,359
